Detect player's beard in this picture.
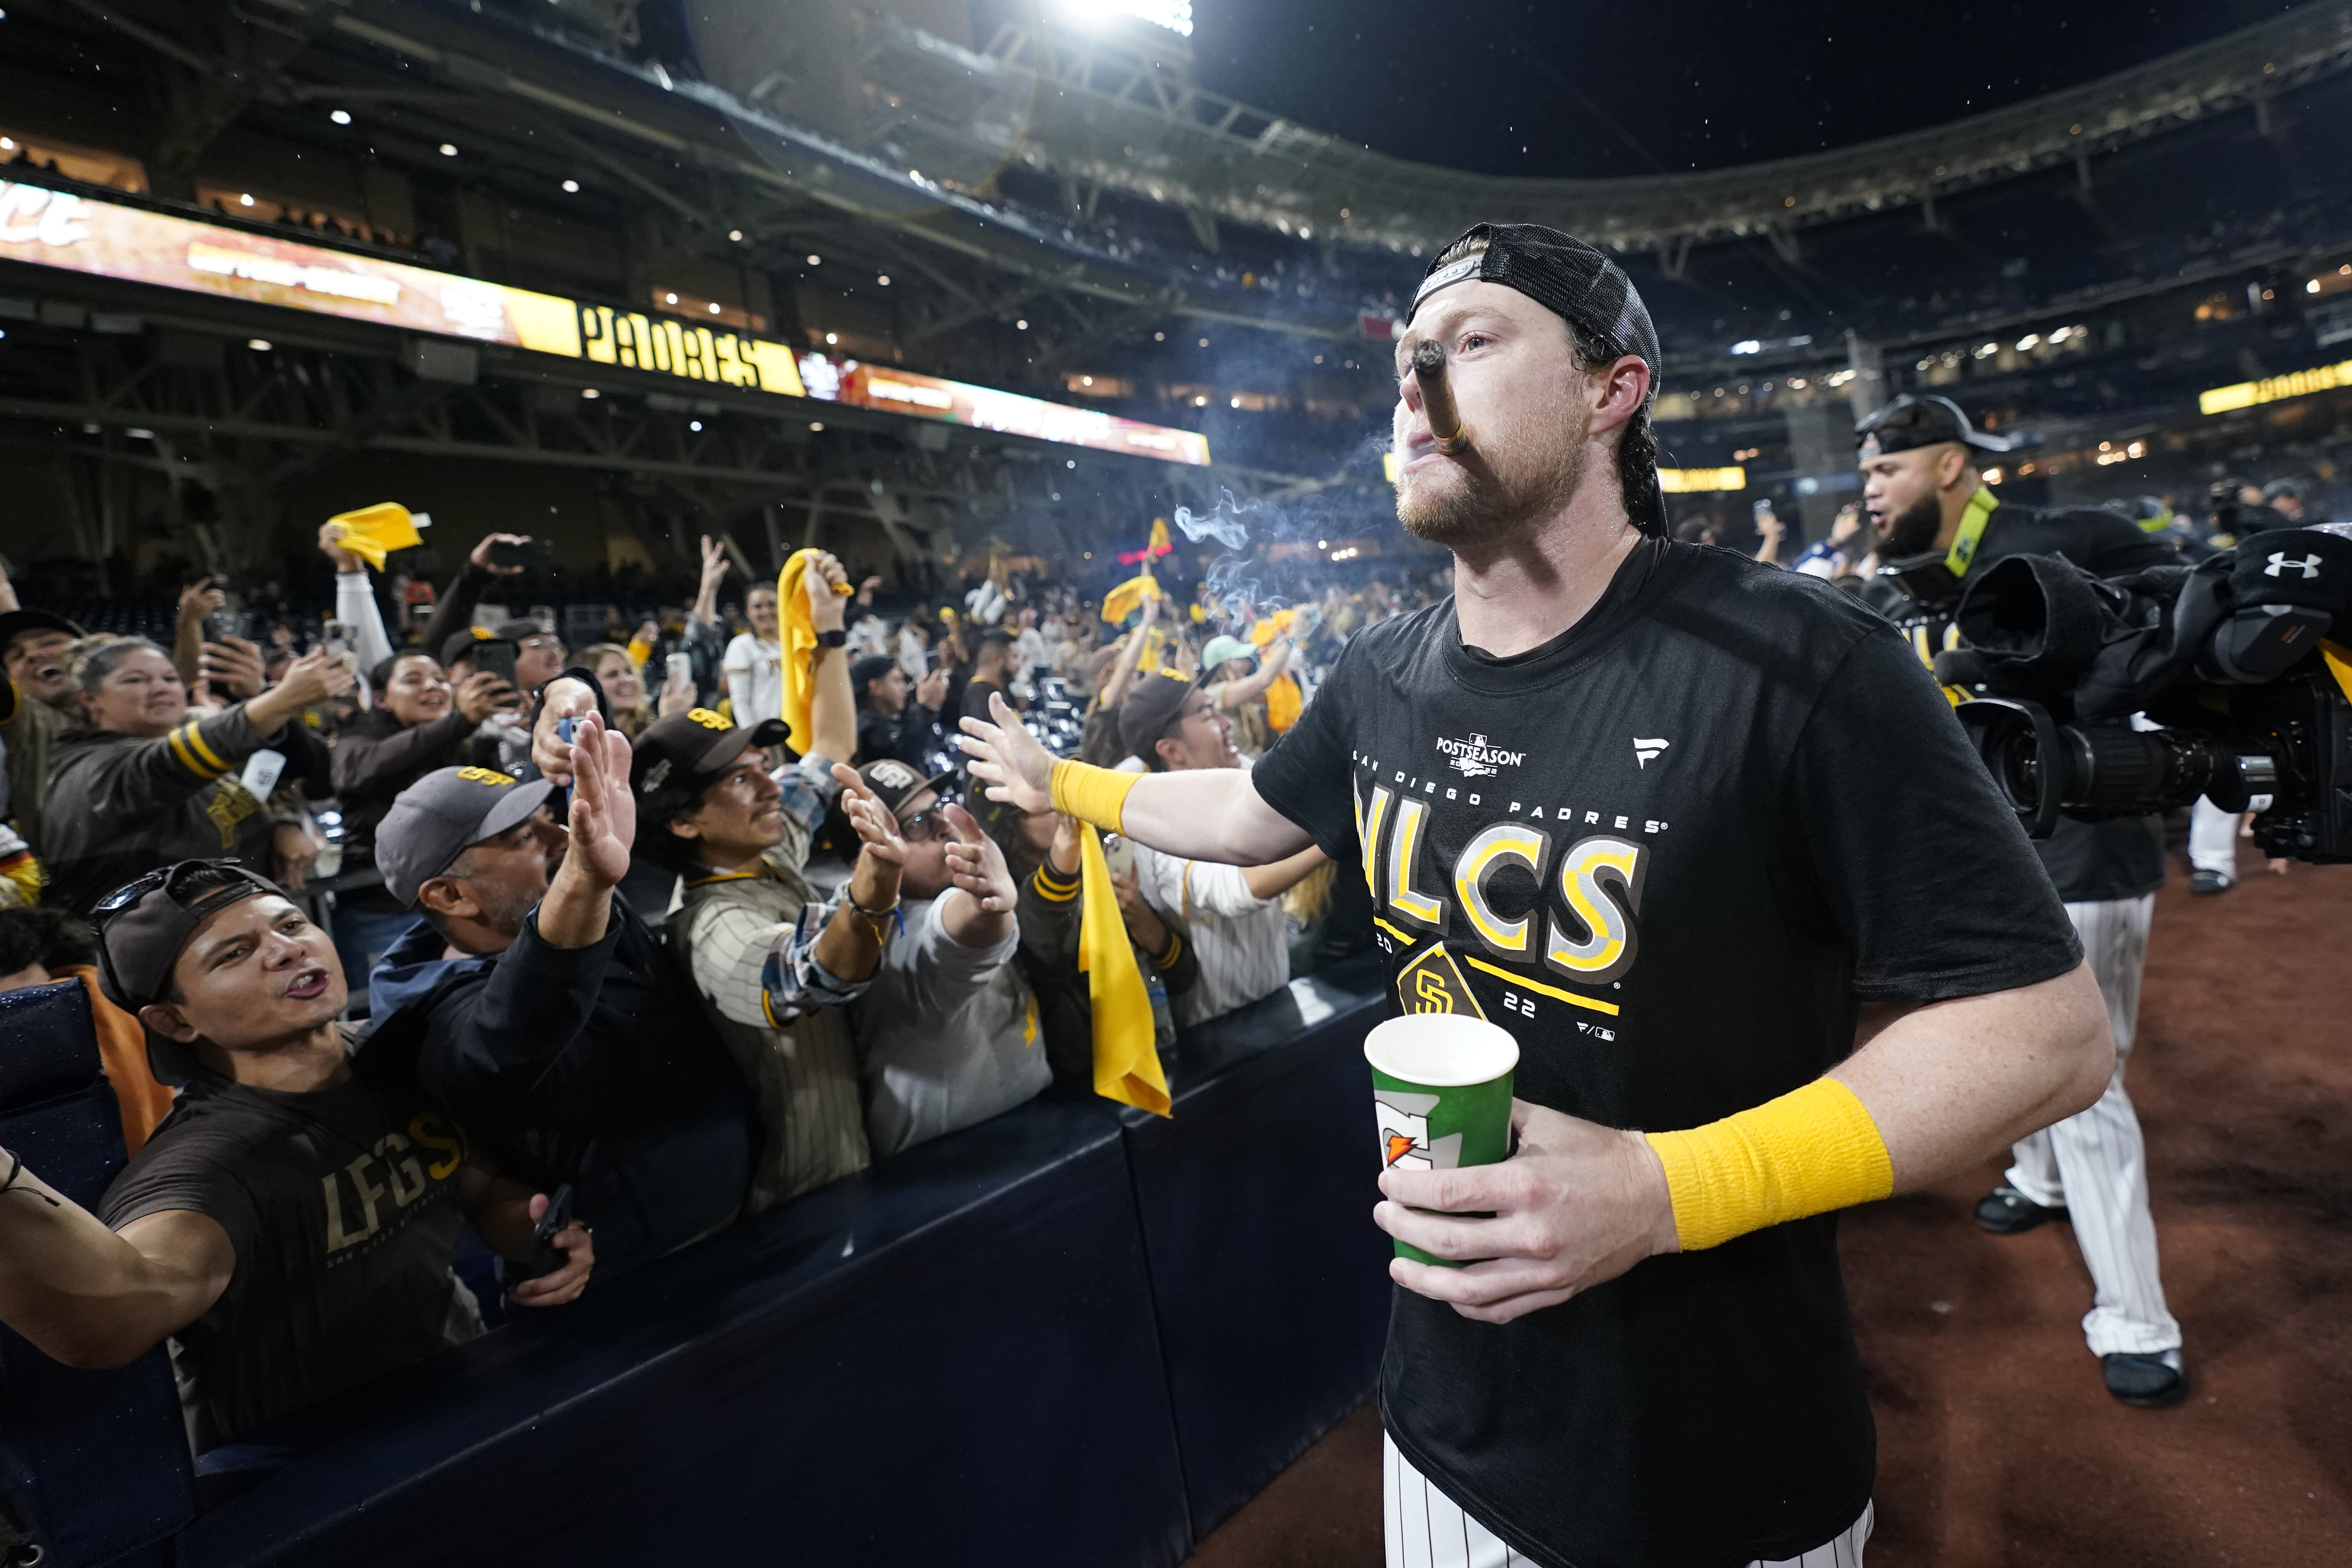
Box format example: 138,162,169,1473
1870,491,1944,559
1396,382,1594,554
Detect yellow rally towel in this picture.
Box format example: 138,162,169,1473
1080,823,1169,1117
1249,607,1294,647
327,502,424,570
1265,671,1303,733
1101,572,1160,625
1147,517,1172,555
774,549,849,755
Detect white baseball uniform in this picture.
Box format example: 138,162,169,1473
2000,895,2180,1357
2187,797,2241,879
1385,1435,1874,1568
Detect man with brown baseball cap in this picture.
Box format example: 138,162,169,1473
0,860,590,1455
641,706,905,1212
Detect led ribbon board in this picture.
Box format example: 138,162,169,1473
796,356,1212,465
0,179,1211,465
2199,359,2352,416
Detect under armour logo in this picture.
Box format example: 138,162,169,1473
2265,552,2323,579
1633,737,1670,768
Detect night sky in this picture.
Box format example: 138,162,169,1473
1188,0,2301,177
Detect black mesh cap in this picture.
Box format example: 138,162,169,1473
1406,224,1663,389
1406,224,1667,530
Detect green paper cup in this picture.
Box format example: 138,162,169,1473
1364,1014,1519,1268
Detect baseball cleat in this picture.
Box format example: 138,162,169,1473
2102,1349,2188,1408
1972,1185,2066,1235
2189,870,2234,896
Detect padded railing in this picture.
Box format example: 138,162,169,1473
19,953,1392,1568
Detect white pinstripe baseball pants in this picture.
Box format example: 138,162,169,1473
2187,798,2241,878
2001,895,2181,1357
1384,1433,1874,1567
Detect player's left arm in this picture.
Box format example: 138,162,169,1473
1377,963,2111,1324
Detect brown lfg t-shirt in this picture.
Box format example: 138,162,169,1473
99,1061,482,1451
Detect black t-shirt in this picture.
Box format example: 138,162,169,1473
1251,538,2082,1568
96,1061,481,1452
1871,499,2175,902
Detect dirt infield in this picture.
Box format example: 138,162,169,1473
1189,853,2352,1568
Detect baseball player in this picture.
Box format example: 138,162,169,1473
1855,393,2186,1407
963,224,2113,1567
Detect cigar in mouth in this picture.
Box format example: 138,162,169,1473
1411,340,1470,455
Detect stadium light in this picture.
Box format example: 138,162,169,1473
330,110,352,126
1055,0,1193,37
1730,340,1761,355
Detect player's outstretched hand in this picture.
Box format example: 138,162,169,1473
1375,1099,1679,1325
957,691,1054,814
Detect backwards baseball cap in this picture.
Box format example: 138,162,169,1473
91,861,284,1084
376,765,557,907
1119,671,1202,762
849,653,899,694
855,757,955,817
632,707,791,819
1855,393,2022,458
1406,223,1667,530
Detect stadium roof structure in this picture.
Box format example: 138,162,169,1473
911,1,2352,258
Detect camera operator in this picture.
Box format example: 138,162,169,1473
0,863,588,1461
1857,392,2187,1407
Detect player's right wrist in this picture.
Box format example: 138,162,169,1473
1049,759,1138,834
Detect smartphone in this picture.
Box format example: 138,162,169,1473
487,538,552,569
472,640,519,687
1102,833,1137,880
515,1183,575,1280
1751,499,1776,520
203,609,247,644
665,651,692,689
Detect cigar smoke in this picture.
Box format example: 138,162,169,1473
1411,340,1470,455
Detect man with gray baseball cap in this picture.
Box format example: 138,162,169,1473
360,718,758,1276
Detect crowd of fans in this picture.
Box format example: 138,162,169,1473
0,459,2290,1477
0,516,1441,1480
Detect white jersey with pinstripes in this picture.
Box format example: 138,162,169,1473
670,847,870,1215
1385,1435,1874,1568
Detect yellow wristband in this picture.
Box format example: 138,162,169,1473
1049,759,1139,835
1643,1077,1894,1253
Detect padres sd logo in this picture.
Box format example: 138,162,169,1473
456,767,517,787
688,708,731,731
1395,943,1486,1020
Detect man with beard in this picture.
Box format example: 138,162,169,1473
1855,394,2190,1409
961,224,2113,1568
